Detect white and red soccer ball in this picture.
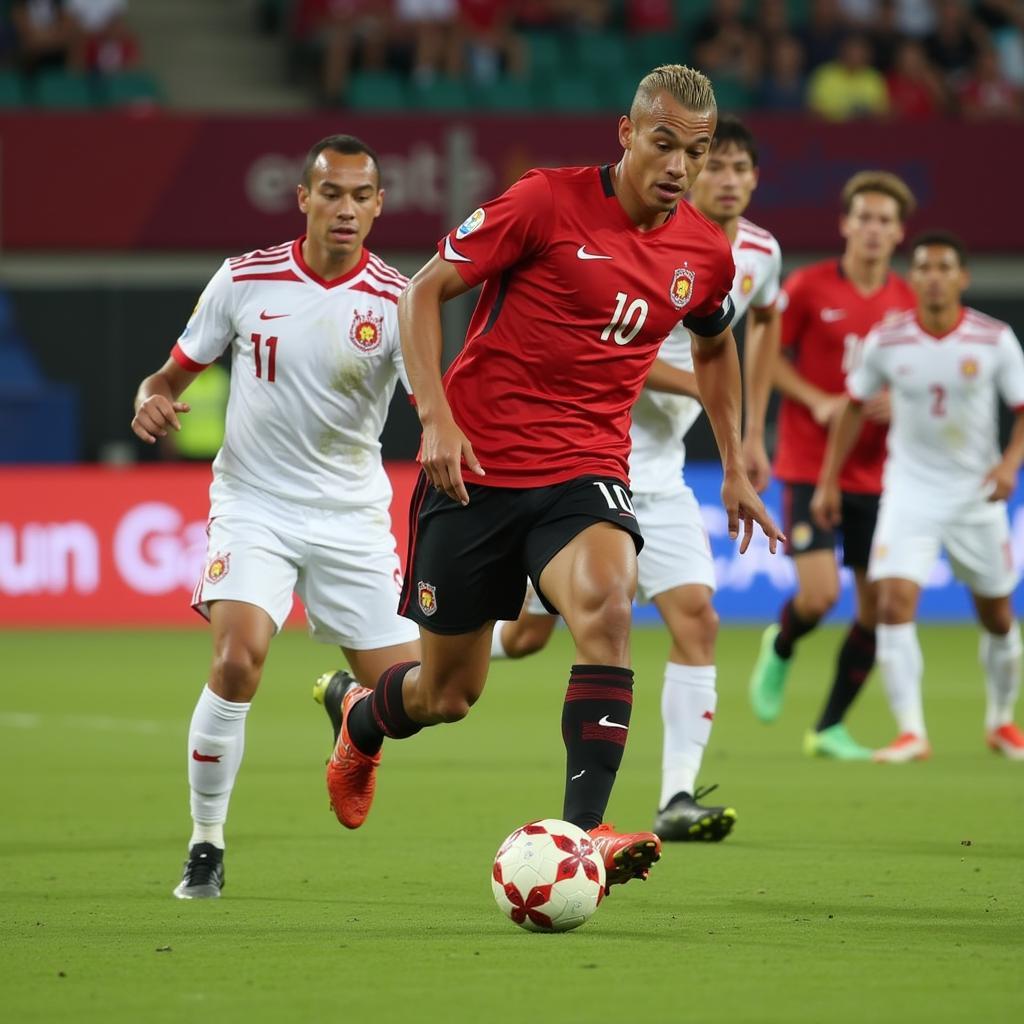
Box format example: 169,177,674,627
491,819,606,932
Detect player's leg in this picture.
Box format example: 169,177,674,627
491,585,558,660
806,491,880,759
750,483,840,722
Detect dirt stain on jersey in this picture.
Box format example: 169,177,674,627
330,359,370,396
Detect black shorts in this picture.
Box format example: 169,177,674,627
782,482,879,569
398,472,644,634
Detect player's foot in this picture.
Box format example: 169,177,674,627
587,823,661,890
325,680,379,829
653,784,736,842
987,723,1024,760
313,669,355,746
803,723,873,761
873,732,931,763
749,624,790,723
172,842,224,900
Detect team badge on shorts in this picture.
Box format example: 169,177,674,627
960,357,979,379
417,580,438,616
350,310,384,353
206,553,230,584
670,267,696,309
740,272,754,296
790,522,813,551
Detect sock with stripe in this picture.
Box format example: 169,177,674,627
774,598,820,660
816,622,876,731
346,661,423,756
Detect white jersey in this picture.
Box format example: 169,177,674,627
848,308,1024,501
629,217,782,495
173,238,409,511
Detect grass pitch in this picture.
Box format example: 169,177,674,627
1,624,1022,1024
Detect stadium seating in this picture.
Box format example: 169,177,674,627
32,70,96,109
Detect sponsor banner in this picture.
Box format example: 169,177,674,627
0,113,1021,252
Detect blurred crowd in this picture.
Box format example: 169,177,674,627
277,0,1024,118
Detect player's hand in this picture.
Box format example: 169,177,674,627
862,390,891,424
722,467,785,555
131,396,191,444
810,480,841,529
420,415,485,506
810,393,845,428
982,461,1017,502
742,433,771,493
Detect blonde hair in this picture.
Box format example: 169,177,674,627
631,65,716,119
841,171,917,222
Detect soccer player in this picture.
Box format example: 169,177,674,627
812,232,1024,762
322,65,783,892
748,171,917,759
485,115,783,842
130,135,421,899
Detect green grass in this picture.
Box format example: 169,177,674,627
1,625,1022,1023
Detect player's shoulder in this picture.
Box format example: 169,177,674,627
869,309,918,346
962,306,1010,339
735,217,781,258
782,258,837,296
358,250,409,306
226,239,301,283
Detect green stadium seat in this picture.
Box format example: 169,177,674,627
0,71,27,107
541,74,609,113
574,31,629,74
98,71,162,107
525,33,567,77
477,76,534,112
346,71,407,110
32,70,96,109
712,76,752,112
631,33,689,73
410,77,474,111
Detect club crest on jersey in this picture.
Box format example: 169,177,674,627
456,207,485,239
960,357,979,379
740,272,754,296
206,553,230,584
350,309,384,353
417,580,437,616
670,267,696,309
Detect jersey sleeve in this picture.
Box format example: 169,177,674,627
172,261,234,371
436,169,553,289
750,243,782,310
845,330,886,401
386,306,412,396
778,269,807,351
996,326,1024,412
683,242,736,337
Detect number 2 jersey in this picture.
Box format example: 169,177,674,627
171,238,409,510
438,165,736,488
773,259,915,493
847,307,1024,501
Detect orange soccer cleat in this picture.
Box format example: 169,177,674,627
872,732,932,763
587,823,662,890
325,683,380,829
987,723,1024,761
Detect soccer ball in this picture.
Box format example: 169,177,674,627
491,819,606,932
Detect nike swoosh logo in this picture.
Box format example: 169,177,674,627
820,308,845,322
191,750,222,763
576,245,612,261
598,715,628,730
570,769,586,781
259,310,289,320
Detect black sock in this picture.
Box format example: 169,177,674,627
774,598,820,659
347,661,422,756
816,623,876,731
561,665,634,832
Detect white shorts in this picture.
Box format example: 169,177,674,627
193,480,419,649
634,486,716,603
868,493,1018,598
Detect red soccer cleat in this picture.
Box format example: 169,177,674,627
587,823,662,890
987,723,1024,761
326,683,380,829
872,732,932,763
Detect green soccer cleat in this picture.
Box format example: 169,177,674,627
748,624,790,723
803,723,873,760
313,669,354,746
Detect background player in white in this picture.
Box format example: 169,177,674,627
489,116,783,839
812,231,1024,763
130,135,420,899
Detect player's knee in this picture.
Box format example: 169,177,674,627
505,621,553,659
876,590,912,625
574,587,633,653
799,588,838,620
211,642,265,699
428,690,474,723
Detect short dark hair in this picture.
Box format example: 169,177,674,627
841,170,916,222
711,114,758,167
909,229,968,266
302,134,381,188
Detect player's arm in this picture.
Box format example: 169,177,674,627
644,356,699,398
773,356,844,427
692,323,783,554
398,254,482,505
986,409,1024,501
741,302,780,491
810,397,866,529
131,357,198,444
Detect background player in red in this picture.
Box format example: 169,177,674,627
322,64,783,891
748,171,916,759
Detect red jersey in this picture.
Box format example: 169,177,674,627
774,259,915,493
438,165,735,487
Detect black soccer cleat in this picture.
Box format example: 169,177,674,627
172,842,224,899
312,670,357,746
653,784,737,843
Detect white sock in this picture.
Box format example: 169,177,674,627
490,621,510,660
659,663,717,810
980,625,1021,730
876,623,926,738
186,685,251,849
